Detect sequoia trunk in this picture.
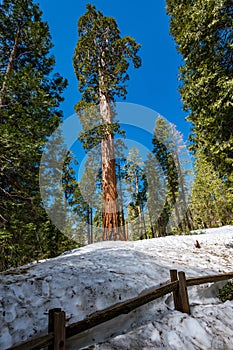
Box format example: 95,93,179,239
99,91,124,240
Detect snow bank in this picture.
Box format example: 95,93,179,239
1,226,233,349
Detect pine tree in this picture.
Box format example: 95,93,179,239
152,117,192,235
190,151,232,229
73,4,141,240
116,156,127,239
152,116,179,236
144,152,166,237
168,123,193,232
166,0,233,186
79,150,102,244
0,0,69,270
124,147,147,240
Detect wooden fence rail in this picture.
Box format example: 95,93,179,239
7,270,233,350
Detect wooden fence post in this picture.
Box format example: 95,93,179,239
170,269,181,311
170,270,191,314
178,271,190,315
48,308,66,350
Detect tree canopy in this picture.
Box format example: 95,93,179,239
0,0,77,270
166,0,233,185
73,4,141,105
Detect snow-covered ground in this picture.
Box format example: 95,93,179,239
1,226,233,349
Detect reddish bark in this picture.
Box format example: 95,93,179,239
99,90,125,240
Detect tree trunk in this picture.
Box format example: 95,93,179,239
99,90,124,241
141,205,147,238
118,163,126,240
138,204,143,239
135,171,144,239
125,220,129,240
148,210,156,238
90,207,93,243
87,205,91,244
86,205,94,244
0,26,20,123
157,200,170,237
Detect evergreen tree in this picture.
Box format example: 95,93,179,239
73,4,141,240
124,147,147,240
115,137,128,239
79,150,102,244
166,0,233,186
190,151,232,229
0,0,70,270
152,116,179,236
152,117,192,235
116,156,127,239
144,152,166,237
168,123,193,232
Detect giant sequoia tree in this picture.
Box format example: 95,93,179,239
73,4,141,240
0,0,70,269
166,0,233,186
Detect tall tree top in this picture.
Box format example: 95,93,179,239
0,0,54,74
0,0,67,127
73,4,141,104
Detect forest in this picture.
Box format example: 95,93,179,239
0,0,232,271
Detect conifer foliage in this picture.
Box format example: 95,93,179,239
152,116,191,235
0,0,74,270
190,151,232,229
166,0,233,227
166,0,233,185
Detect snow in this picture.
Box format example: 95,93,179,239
0,226,233,349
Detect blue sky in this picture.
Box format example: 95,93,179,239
38,0,191,142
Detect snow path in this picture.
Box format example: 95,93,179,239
1,226,233,349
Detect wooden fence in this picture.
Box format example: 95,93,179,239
7,270,233,350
